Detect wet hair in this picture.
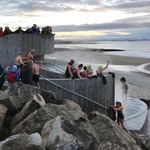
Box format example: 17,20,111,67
69,59,75,64
19,52,24,56
83,66,87,70
78,63,83,68
120,77,126,82
116,101,122,106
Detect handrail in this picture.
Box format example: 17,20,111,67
40,75,109,110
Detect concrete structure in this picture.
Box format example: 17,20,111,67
40,71,115,115
0,34,54,68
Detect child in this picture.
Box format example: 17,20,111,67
6,65,20,93
113,101,124,127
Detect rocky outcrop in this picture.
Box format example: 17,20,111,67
0,84,147,150
0,132,45,150
90,111,142,150
10,94,46,131
41,116,94,150
0,105,8,133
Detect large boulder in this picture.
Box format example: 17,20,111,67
0,132,45,150
18,84,56,104
0,104,8,134
11,100,98,145
130,131,150,150
0,91,12,110
10,94,46,131
90,112,142,150
41,116,94,150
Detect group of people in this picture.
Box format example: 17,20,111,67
0,49,41,92
0,24,53,37
65,59,109,81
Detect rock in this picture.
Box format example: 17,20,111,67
11,104,53,135
0,132,45,150
18,84,56,104
130,131,150,150
0,91,12,110
11,100,98,146
0,104,8,133
10,94,46,131
41,116,94,150
90,112,142,150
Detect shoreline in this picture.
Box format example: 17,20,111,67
53,48,150,66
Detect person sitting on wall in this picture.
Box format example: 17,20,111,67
25,28,31,33
0,27,4,37
32,61,40,89
81,66,88,78
41,27,47,34
4,26,13,35
15,52,25,70
73,63,83,79
27,49,35,61
14,26,25,34
96,61,109,75
30,24,38,34
87,64,93,78
96,61,109,84
37,27,40,34
65,59,75,79
46,26,52,34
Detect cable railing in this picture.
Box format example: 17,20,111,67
40,74,109,110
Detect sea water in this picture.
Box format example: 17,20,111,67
54,40,150,58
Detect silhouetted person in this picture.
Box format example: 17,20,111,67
30,24,38,34
14,26,24,33
4,26,13,35
0,27,4,37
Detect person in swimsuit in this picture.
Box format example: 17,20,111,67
15,52,25,70
96,61,109,76
65,59,75,79
73,63,83,79
27,49,35,61
32,62,40,89
113,101,124,127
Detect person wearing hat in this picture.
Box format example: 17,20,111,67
6,65,20,93
87,64,93,77
96,61,109,84
96,61,109,75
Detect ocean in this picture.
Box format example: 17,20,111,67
54,40,150,58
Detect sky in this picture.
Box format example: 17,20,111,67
1,0,150,40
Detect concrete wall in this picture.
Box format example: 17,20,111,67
40,74,115,115
0,34,54,68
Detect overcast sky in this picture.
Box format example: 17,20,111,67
1,0,150,40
